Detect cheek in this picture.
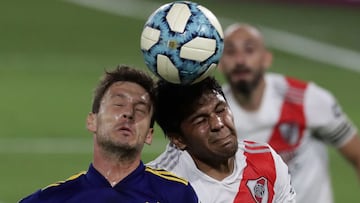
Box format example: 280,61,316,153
224,58,237,69
182,123,207,140
220,57,234,69
247,57,260,67
134,119,149,133
250,53,266,66
113,113,123,122
187,122,210,136
189,125,209,142
221,56,232,64
196,126,208,135
98,109,120,125
223,111,235,127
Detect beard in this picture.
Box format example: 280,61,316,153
227,65,264,97
96,135,141,161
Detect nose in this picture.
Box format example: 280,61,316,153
234,51,245,65
122,113,133,120
209,113,224,132
121,107,134,121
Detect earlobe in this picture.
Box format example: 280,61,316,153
217,60,225,72
264,51,273,70
144,128,153,145
169,133,187,150
86,113,97,133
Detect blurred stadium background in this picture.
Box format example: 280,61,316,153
1,0,359,202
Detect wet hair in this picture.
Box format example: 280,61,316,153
91,65,157,127
155,77,225,137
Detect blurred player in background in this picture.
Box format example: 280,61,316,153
20,65,199,203
149,77,296,202
218,23,360,203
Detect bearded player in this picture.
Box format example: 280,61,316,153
217,23,360,203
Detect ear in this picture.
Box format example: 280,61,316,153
144,128,154,145
86,113,97,133
263,50,273,70
168,132,187,150
217,59,225,73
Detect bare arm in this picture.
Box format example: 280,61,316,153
338,133,360,181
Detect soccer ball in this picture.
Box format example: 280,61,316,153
140,1,224,85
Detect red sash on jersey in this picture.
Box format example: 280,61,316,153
233,141,276,203
268,77,308,162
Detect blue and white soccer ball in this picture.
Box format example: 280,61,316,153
140,1,224,85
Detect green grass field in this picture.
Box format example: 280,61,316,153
1,0,359,202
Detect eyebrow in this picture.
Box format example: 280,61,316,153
188,100,226,121
111,94,151,107
189,112,208,123
111,93,127,99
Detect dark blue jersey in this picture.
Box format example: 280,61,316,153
20,162,199,203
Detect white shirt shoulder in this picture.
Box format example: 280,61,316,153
305,82,357,147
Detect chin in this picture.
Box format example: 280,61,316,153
222,143,238,157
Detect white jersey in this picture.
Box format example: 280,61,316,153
223,73,357,203
148,141,296,203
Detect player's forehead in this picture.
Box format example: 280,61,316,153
224,24,263,46
106,81,151,103
192,91,226,113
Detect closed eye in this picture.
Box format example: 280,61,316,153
215,102,227,114
193,117,206,125
135,103,150,114
135,107,147,114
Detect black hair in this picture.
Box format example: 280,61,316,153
155,77,225,136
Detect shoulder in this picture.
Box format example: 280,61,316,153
144,166,189,186
265,73,306,99
146,142,182,171
268,74,336,107
304,82,341,123
268,74,338,118
265,72,287,85
237,141,293,193
305,81,336,104
239,140,272,154
272,75,335,104
19,171,86,203
238,141,285,179
268,73,309,92
222,83,231,94
239,140,287,164
144,166,199,202
238,140,276,169
237,141,294,201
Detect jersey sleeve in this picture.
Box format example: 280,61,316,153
19,190,42,203
146,165,199,203
270,147,297,202
305,82,358,147
146,142,183,171
170,182,200,203
19,189,67,203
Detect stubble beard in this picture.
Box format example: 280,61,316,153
230,70,263,97
97,136,141,162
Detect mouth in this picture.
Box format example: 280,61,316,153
211,134,235,146
231,68,251,79
116,126,133,136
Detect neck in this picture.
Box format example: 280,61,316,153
93,140,141,187
193,156,235,181
232,78,266,111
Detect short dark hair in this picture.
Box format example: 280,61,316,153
91,65,157,126
155,77,225,136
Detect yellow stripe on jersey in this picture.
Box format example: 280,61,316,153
42,171,87,190
145,166,188,185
